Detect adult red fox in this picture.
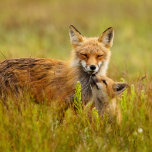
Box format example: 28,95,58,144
91,75,128,124
0,25,114,104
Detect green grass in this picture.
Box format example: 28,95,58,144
0,82,152,152
0,0,152,151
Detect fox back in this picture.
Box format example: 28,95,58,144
0,58,78,103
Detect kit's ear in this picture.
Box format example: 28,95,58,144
113,82,128,95
69,25,83,46
98,27,114,48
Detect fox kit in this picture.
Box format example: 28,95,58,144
91,75,128,124
0,25,114,104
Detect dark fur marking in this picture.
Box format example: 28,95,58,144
102,80,107,87
14,85,19,94
103,27,112,34
16,64,28,70
45,67,51,70
102,27,113,43
29,63,36,68
107,32,113,42
44,65,52,70
4,80,9,87
70,25,82,35
97,97,102,103
37,73,47,80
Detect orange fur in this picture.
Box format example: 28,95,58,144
0,26,114,105
91,75,128,124
69,25,114,76
0,58,77,104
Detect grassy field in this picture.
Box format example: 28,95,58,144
0,0,152,151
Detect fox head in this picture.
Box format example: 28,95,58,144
91,75,128,124
69,25,114,75
91,75,128,101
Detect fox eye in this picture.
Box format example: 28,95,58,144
102,80,107,86
80,53,88,58
97,54,103,58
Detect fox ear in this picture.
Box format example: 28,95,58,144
69,25,83,46
98,27,114,48
113,82,128,95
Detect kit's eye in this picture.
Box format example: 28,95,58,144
80,53,88,58
102,80,107,86
97,54,103,58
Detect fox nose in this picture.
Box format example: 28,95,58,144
90,65,96,71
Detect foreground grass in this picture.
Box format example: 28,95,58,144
0,78,152,152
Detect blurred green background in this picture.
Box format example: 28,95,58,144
0,1,152,151
0,0,152,79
